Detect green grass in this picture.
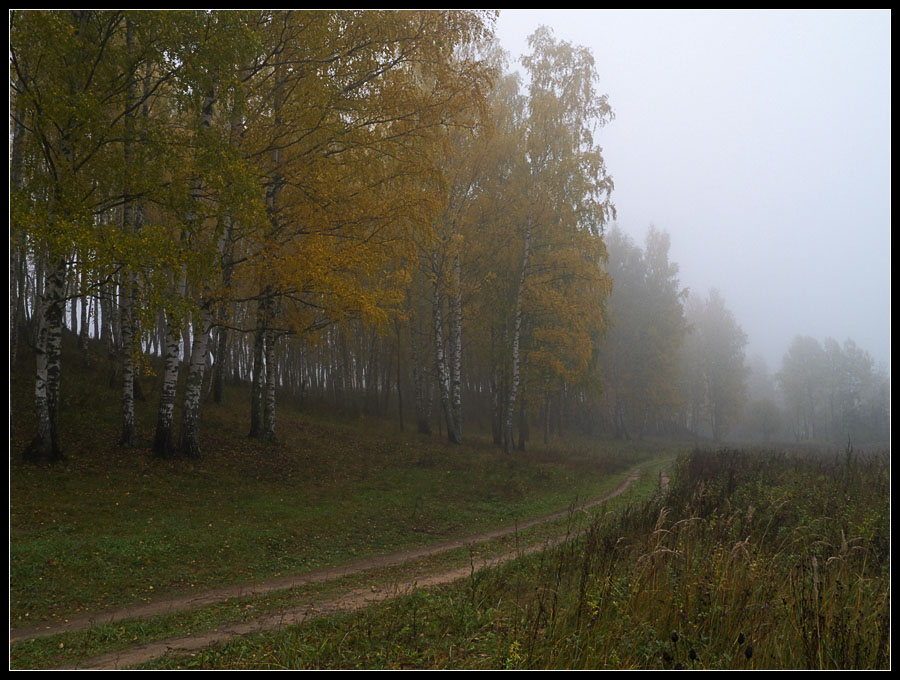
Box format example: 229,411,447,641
10,337,680,668
10,467,666,670
136,447,889,670
10,414,672,625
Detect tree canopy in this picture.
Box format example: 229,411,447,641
11,11,887,461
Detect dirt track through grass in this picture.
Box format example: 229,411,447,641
20,469,661,669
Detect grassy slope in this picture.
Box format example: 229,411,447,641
10,337,678,631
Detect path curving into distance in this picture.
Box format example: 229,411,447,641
14,464,670,669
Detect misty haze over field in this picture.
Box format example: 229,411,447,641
497,10,891,372
10,14,890,668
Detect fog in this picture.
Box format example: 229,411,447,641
496,10,891,372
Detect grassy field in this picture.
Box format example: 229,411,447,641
10,340,888,669
139,447,890,670
10,339,678,668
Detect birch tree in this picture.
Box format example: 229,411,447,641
502,26,615,452
11,11,170,461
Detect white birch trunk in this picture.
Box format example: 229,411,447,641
178,306,213,458
119,273,137,446
155,77,216,456
433,274,461,444
153,308,182,458
78,278,89,350
25,260,67,462
249,293,267,439
250,64,283,438
432,278,451,437
449,250,463,443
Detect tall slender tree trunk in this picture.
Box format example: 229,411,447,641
340,327,354,413
10,77,27,436
263,297,278,441
10,242,21,379
32,253,44,346
91,291,100,345
504,218,532,453
517,380,528,451
211,208,235,405
249,294,267,439
250,63,283,438
380,332,392,417
68,266,78,334
156,74,216,455
119,22,140,446
433,277,460,444
411,315,431,435
99,280,113,354
449,249,463,443
78,277,89,350
178,306,213,457
16,248,29,344
153,309,182,458
211,322,230,404
395,318,404,432
24,260,67,463
119,273,138,446
25,74,73,461
490,327,503,446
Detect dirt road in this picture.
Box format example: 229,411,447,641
13,468,667,669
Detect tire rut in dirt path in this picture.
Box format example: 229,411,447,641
18,464,668,669
13,472,644,645
68,539,561,670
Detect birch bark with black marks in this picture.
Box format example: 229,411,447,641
153,303,183,458
119,271,138,446
21,16,81,461
432,274,460,444
449,248,464,444
25,259,67,463
178,305,213,458
154,79,216,457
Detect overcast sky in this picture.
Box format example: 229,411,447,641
494,9,891,373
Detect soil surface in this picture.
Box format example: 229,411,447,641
14,469,668,669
